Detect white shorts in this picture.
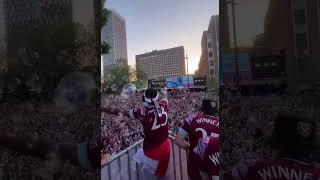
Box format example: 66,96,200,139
133,148,159,174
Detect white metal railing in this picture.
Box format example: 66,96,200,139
101,139,189,180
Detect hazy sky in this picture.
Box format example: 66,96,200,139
105,0,219,74
228,0,270,47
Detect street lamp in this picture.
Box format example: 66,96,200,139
226,0,240,88
185,54,190,88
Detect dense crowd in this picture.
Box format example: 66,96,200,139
101,89,210,156
220,86,320,174
0,99,100,179
2,85,320,179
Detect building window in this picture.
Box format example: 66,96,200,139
210,60,214,66
209,52,213,57
294,9,306,24
210,69,214,75
208,42,213,48
295,33,308,49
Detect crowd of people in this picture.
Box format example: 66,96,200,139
0,98,100,179
101,89,210,156
219,86,320,175
2,84,320,179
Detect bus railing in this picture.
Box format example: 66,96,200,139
101,139,189,180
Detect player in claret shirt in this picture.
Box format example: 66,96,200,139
102,88,170,178
226,112,320,180
172,98,220,180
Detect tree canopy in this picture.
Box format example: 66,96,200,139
102,64,133,93
4,23,97,98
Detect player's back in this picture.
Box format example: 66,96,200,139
183,114,219,150
195,136,220,177
136,99,169,151
232,158,320,180
181,113,219,180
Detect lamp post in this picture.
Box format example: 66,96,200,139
185,54,190,88
226,0,240,88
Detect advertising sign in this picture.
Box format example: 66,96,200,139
166,76,194,89
183,76,194,88
220,53,252,84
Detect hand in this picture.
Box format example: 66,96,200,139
101,151,110,167
169,133,176,141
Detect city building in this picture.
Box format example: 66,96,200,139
5,0,73,55
0,0,97,90
72,0,95,31
198,31,209,76
197,15,219,88
264,0,320,86
0,0,7,73
101,9,128,69
220,0,231,51
3,0,97,57
136,46,186,79
0,0,6,49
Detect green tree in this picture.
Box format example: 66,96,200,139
6,24,80,97
135,65,148,89
103,64,134,93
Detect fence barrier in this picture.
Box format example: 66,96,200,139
101,139,189,180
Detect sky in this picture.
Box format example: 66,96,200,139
105,0,219,74
227,0,270,47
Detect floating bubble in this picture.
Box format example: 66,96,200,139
54,72,96,114
121,83,136,99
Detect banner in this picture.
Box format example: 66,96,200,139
166,76,194,89
220,53,252,83
183,76,194,88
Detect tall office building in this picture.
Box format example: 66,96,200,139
0,0,6,73
208,15,219,79
101,9,128,69
198,31,209,76
220,0,231,51
4,0,74,61
0,0,5,48
136,46,186,79
72,0,95,31
197,15,219,87
3,0,96,60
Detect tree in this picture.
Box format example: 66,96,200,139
103,64,134,93
6,23,81,97
135,65,148,89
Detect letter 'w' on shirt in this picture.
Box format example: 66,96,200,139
209,152,219,166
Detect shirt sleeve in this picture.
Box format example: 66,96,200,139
179,114,194,139
129,108,144,120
